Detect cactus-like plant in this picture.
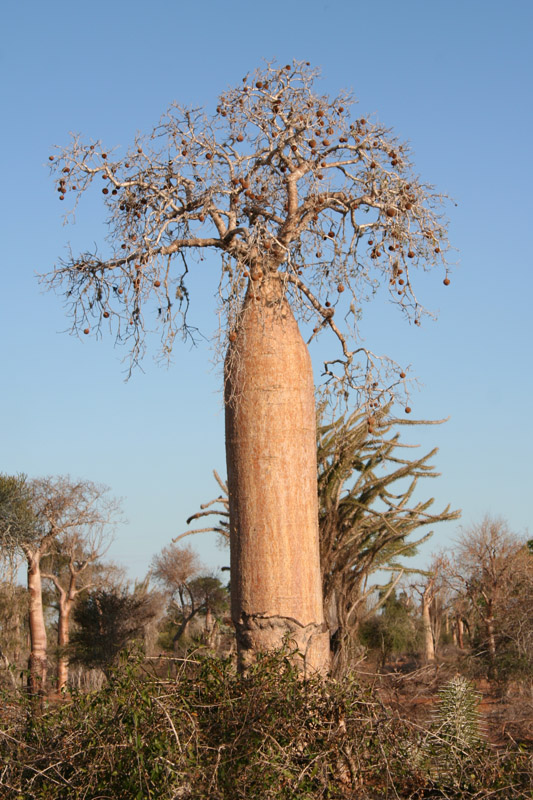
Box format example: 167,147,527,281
429,675,485,787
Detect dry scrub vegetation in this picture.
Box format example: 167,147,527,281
1,649,531,800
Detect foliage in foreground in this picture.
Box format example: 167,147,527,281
0,651,531,800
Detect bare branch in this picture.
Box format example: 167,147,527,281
41,59,452,403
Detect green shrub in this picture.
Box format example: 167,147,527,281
359,592,422,665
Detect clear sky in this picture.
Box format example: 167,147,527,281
1,0,532,579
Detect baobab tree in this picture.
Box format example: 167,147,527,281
0,474,120,693
0,511,27,689
176,408,460,674
0,474,48,694
42,528,117,691
411,554,450,663
42,61,451,673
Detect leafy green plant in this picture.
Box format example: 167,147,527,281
359,590,422,666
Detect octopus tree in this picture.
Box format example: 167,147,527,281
42,61,451,674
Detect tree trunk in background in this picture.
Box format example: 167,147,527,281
486,606,497,677
204,607,219,648
27,553,48,695
56,597,73,692
422,594,435,663
456,616,464,649
0,646,17,690
205,605,213,633
225,277,330,675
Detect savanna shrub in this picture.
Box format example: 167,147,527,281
0,649,531,799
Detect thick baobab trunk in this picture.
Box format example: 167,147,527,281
27,554,48,694
225,276,330,675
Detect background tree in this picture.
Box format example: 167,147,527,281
316,407,459,673
42,61,451,673
410,554,450,663
0,474,49,694
491,544,533,678
69,580,162,676
449,516,530,677
359,589,421,669
151,543,203,646
0,475,120,694
0,549,28,690
151,543,228,648
42,528,117,691
188,575,229,648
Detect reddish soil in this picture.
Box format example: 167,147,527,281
361,651,533,750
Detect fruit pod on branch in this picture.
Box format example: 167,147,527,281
225,275,330,675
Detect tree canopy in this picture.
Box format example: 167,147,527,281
42,60,451,402
0,474,38,549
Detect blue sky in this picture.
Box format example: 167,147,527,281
1,0,532,579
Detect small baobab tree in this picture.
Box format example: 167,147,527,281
42,61,452,673
0,474,50,694
0,474,120,694
411,554,450,663
42,527,117,691
0,513,28,689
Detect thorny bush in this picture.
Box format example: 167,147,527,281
0,649,531,799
